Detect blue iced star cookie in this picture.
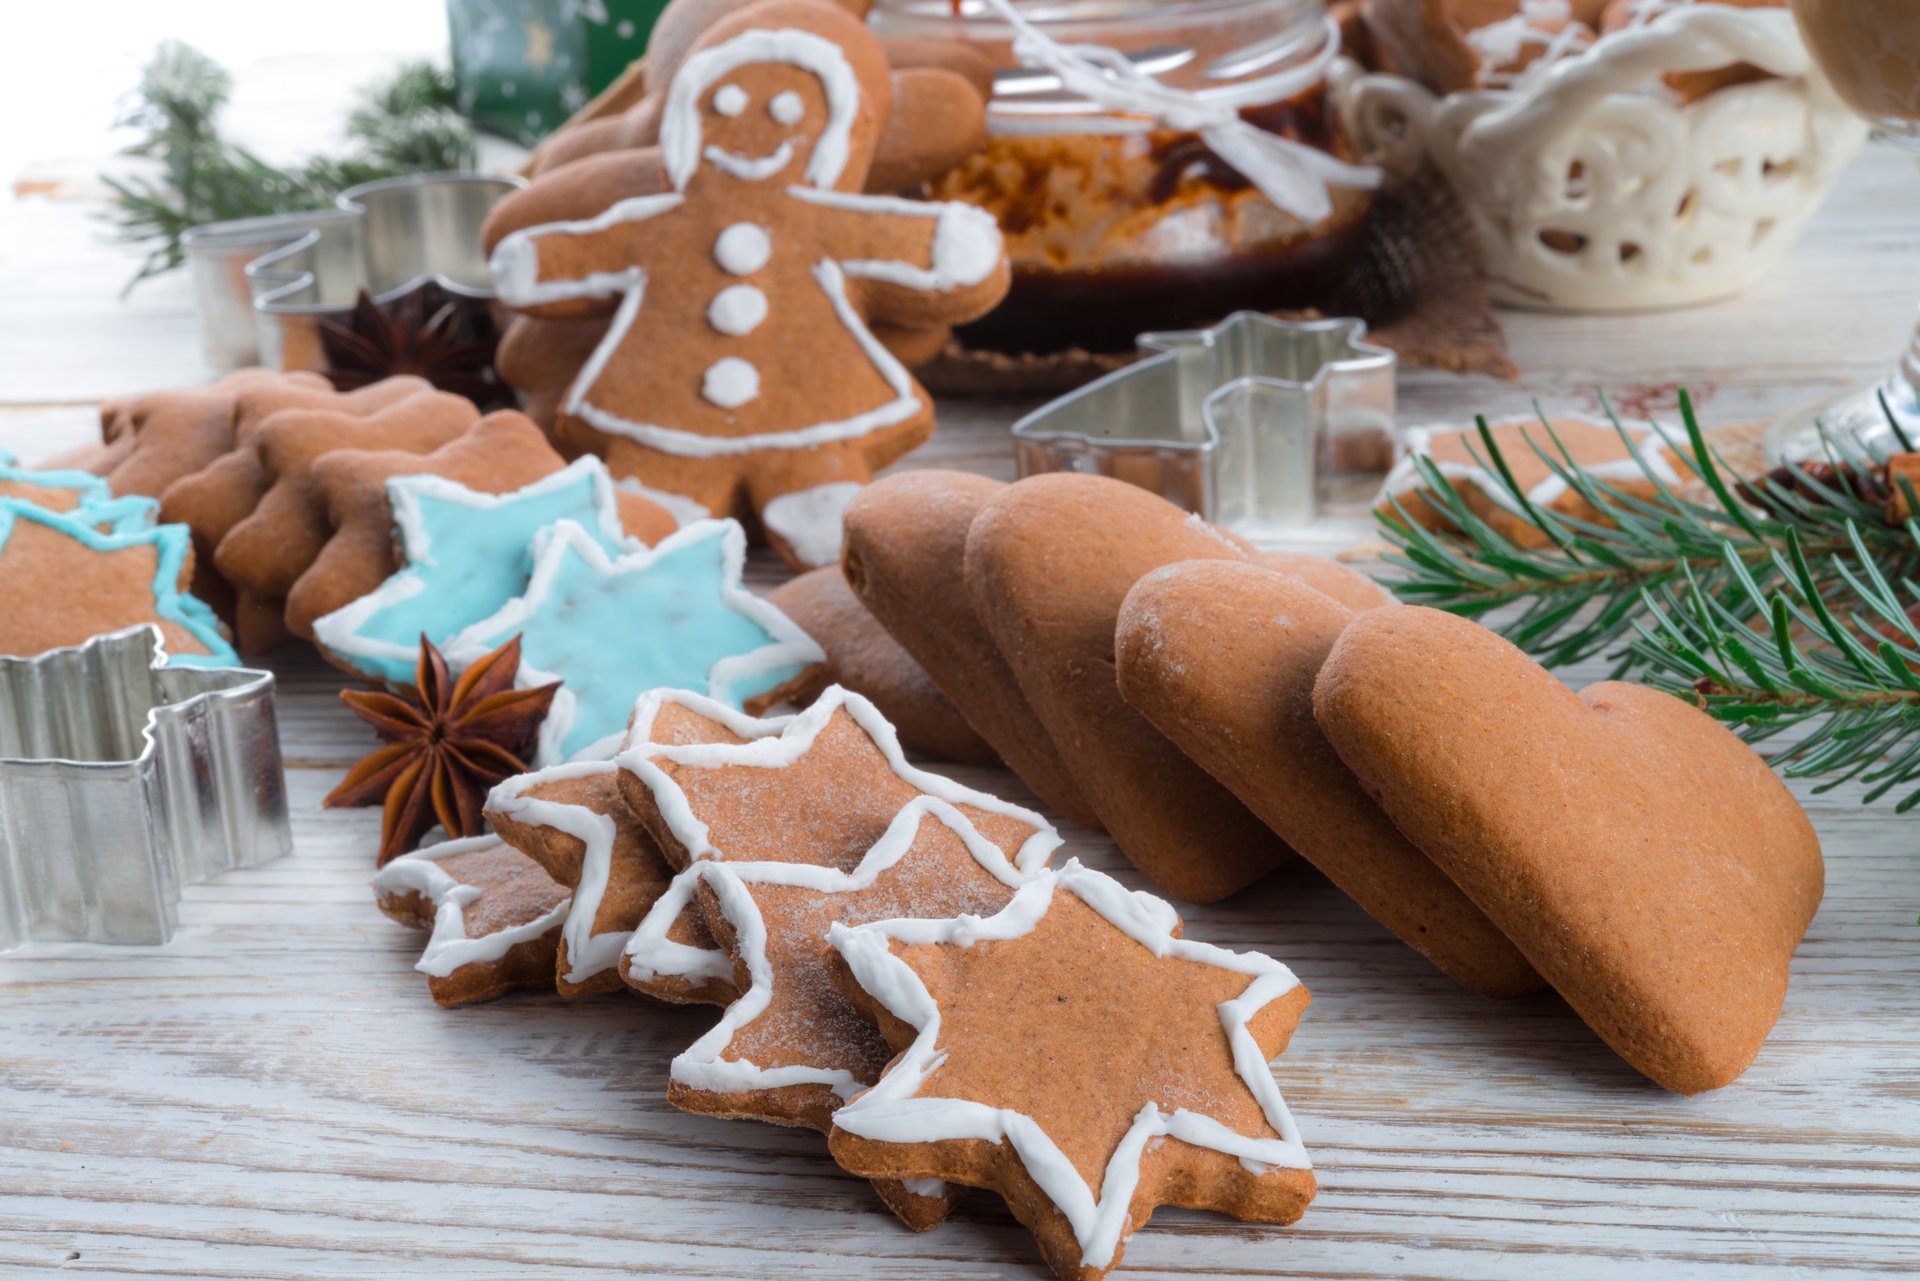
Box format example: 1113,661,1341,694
448,518,824,763
0,498,237,667
0,449,156,534
313,457,641,685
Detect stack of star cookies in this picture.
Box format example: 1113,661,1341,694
369,682,1321,1281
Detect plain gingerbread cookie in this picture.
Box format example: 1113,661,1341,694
841,469,1099,829
1115,560,1542,997
1313,605,1824,1093
964,473,1292,901
767,565,995,765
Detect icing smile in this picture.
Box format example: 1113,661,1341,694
704,140,795,180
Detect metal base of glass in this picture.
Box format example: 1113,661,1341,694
1768,312,1920,463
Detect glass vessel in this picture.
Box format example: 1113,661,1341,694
874,0,1374,354
1771,0,1920,459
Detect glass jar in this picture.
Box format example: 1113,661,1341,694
874,0,1374,354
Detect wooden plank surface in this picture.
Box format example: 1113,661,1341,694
3,143,1920,1281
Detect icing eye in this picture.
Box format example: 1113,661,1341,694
768,91,804,126
713,84,748,117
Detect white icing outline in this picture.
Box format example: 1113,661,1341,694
666,793,1047,1100
370,834,572,979
312,457,637,677
789,188,1002,291
828,857,1311,1272
616,683,1058,879
486,688,798,990
616,477,711,528
760,480,862,568
1382,415,1686,518
490,192,683,306
445,518,824,765
662,28,860,192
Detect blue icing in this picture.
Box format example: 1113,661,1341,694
0,498,239,668
0,452,158,534
457,519,817,761
316,459,637,685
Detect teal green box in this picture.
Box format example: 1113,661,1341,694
448,0,669,145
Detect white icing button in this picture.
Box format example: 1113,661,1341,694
713,84,748,116
702,357,760,409
768,90,804,125
714,223,771,275
707,284,768,336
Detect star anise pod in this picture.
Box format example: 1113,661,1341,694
325,634,559,864
318,283,504,407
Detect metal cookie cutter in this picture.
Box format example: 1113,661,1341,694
182,171,526,370
0,626,292,950
1011,313,1397,542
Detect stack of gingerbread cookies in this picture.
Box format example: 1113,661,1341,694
368,682,1318,1281
835,469,1825,1097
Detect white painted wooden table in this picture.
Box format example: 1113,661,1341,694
3,144,1920,1281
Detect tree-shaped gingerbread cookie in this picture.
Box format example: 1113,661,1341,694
486,0,1009,569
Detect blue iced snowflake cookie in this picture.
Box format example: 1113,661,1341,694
447,518,824,763
0,449,156,533
312,457,642,685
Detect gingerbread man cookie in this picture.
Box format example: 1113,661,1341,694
828,857,1315,1281
484,0,1010,569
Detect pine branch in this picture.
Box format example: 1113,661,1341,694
1631,523,1920,810
101,43,476,292
1379,390,1920,667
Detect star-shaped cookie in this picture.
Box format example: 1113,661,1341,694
0,450,156,534
286,411,675,641
828,858,1316,1281
371,833,573,1006
97,369,330,500
484,689,775,1001
0,499,236,666
448,518,823,763
617,685,1059,1231
313,455,648,687
212,389,482,609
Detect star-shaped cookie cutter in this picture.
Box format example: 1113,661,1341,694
0,626,291,950
181,171,525,368
1010,313,1396,540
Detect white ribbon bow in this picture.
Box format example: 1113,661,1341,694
976,0,1382,224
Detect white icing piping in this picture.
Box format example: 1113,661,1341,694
445,517,825,766
760,481,862,569
828,858,1310,1272
563,255,924,456
973,0,1378,224
661,28,860,191
704,140,797,182
485,760,628,985
787,188,1003,291
614,684,1060,878
664,792,1047,1099
370,835,572,978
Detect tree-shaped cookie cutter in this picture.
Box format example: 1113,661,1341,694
0,626,291,950
1011,313,1396,541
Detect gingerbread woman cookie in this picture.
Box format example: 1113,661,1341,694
483,0,1011,569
